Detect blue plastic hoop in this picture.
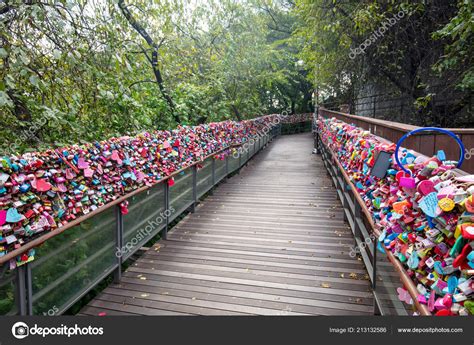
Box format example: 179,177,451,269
394,127,465,175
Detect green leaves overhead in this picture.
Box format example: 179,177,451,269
293,0,473,127
0,0,312,154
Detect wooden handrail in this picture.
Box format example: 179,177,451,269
319,107,474,134
0,141,259,266
319,107,474,174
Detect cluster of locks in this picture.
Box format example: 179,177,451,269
318,117,473,316
0,115,278,269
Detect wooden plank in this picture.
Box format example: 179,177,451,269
139,254,368,279
79,306,140,316
160,237,355,258
171,227,355,242
127,263,370,291
109,282,371,315
144,251,367,274
158,241,365,266
120,274,373,307
104,287,309,316
174,221,352,235
87,298,191,316
125,266,371,297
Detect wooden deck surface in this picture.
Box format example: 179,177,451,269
80,133,374,316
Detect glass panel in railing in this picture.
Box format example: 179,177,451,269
197,158,213,199
229,154,240,173
122,184,165,260
31,207,116,315
242,143,249,163
240,149,246,167
0,270,17,315
169,169,194,221
373,246,414,315
215,158,226,183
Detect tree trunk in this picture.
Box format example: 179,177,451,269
231,104,242,121
117,0,180,124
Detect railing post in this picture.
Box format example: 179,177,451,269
314,130,320,154
225,154,229,176
191,165,197,213
163,182,169,240
114,205,123,283
340,171,348,222
238,150,242,170
211,158,216,185
353,195,362,239
25,263,33,315
15,265,27,316
372,239,377,290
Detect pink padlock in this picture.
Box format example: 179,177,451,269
399,176,416,189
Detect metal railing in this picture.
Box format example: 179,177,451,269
0,129,279,316
315,123,431,316
318,107,474,174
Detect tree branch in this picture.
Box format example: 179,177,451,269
117,0,180,123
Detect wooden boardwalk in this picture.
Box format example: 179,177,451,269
80,133,374,316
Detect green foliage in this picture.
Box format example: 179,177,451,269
0,0,312,154
432,0,474,91
293,0,473,127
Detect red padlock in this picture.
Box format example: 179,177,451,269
120,201,129,216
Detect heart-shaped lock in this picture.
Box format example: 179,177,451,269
34,178,52,192
77,157,90,170
6,208,23,223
